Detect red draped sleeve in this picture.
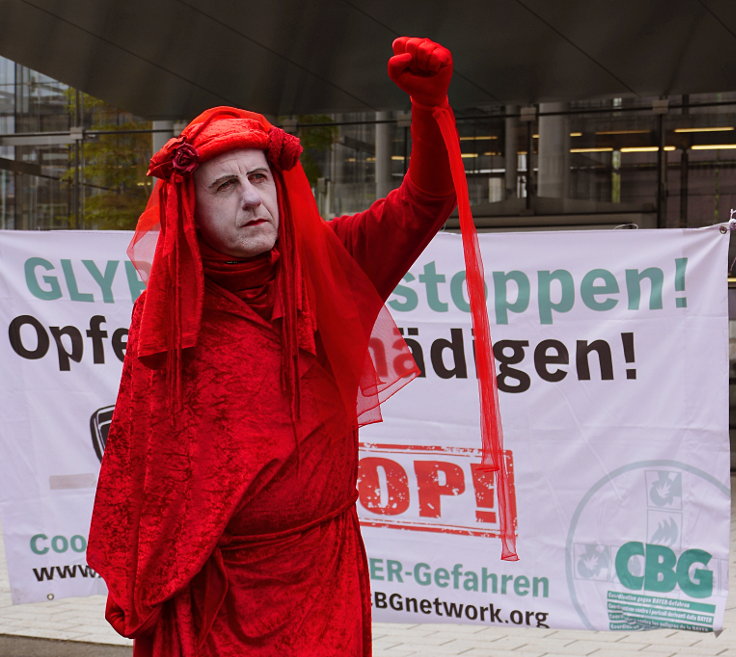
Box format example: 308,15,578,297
329,177,455,300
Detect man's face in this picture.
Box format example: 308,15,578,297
194,148,279,259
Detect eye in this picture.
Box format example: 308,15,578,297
216,178,236,192
249,172,268,184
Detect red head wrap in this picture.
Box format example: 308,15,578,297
128,106,417,425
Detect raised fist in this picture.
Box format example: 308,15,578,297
387,37,453,107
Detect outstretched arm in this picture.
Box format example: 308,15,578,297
330,37,457,299
389,36,454,196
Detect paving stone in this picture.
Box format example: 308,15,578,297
673,643,734,656
0,636,132,656
6,629,91,641
73,633,133,646
588,651,676,657
383,645,460,656
628,644,683,653
373,637,409,650
381,633,456,646
457,650,547,657
445,638,526,650
552,640,606,655
535,652,603,657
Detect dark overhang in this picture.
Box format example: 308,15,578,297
1,0,736,121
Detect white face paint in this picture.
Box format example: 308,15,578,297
194,148,279,258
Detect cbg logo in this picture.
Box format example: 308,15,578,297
614,541,713,598
566,460,729,630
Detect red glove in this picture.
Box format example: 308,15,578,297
388,37,453,107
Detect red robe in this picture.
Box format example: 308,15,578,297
88,178,455,656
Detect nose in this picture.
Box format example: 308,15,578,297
240,180,262,209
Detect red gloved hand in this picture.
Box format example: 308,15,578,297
388,37,453,107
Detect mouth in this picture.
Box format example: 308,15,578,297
243,218,268,227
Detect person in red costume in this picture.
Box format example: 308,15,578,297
88,37,456,656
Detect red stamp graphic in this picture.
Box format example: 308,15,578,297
358,443,516,538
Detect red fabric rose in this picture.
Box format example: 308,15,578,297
172,142,199,174
268,127,302,171
147,138,200,181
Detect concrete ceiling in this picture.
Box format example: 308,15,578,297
2,0,736,121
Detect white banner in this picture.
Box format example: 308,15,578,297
0,231,140,602
0,227,730,633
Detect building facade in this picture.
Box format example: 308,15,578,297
2,56,736,233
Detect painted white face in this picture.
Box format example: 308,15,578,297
194,148,279,259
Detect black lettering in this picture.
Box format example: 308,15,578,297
374,591,387,609
32,566,54,582
404,596,418,613
84,565,101,578
576,339,614,380
390,593,405,611
400,328,426,378
493,340,530,393
510,609,523,624
49,326,83,371
53,565,76,579
534,339,568,382
86,315,108,364
442,601,464,618
534,611,549,628
31,564,101,582
488,603,502,623
430,328,467,379
112,328,128,362
8,315,49,359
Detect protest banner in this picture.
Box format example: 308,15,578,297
0,231,139,601
0,226,730,632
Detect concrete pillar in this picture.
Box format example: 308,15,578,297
152,120,175,155
537,102,569,198
504,106,518,198
375,111,392,199
0,170,6,228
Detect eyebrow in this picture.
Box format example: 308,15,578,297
207,174,236,190
206,167,271,190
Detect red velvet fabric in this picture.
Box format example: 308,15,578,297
87,179,455,656
199,243,279,319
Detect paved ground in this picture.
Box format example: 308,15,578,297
0,477,733,656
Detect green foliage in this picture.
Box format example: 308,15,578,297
63,92,152,229
295,115,338,185
60,103,338,227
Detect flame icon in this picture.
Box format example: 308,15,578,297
650,517,679,545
